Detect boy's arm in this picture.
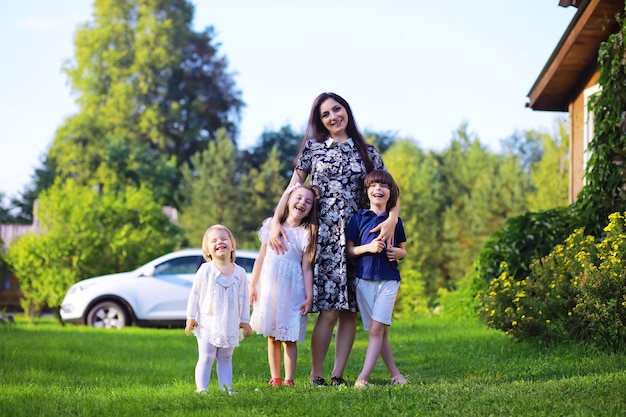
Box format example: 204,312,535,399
346,238,386,257
386,241,407,262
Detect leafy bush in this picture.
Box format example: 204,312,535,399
5,180,184,319
395,270,428,318
574,212,626,351
479,212,626,352
473,206,580,295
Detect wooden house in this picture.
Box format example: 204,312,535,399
526,0,623,202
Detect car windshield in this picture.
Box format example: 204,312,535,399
154,256,200,276
236,256,255,274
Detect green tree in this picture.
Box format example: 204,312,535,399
365,130,398,154
238,146,287,248
439,125,530,292
0,192,12,223
179,129,242,247
527,119,570,211
48,0,242,208
5,180,183,318
384,139,444,304
244,126,302,181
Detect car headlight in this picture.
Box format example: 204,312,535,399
66,281,96,296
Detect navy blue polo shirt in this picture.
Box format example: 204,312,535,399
345,209,406,281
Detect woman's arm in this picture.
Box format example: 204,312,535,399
268,168,308,254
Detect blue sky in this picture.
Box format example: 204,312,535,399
0,1,577,198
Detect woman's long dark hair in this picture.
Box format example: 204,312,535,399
294,92,375,173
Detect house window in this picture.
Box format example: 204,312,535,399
583,84,601,177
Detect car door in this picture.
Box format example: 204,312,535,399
133,255,201,320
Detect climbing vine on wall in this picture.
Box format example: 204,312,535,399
575,5,626,236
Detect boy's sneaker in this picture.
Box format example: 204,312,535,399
310,376,327,387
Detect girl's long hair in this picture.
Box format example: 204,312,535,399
295,92,375,173
278,184,320,263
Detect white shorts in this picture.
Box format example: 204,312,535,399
355,278,400,331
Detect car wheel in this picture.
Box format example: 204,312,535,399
86,301,128,329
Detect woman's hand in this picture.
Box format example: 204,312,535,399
370,216,398,247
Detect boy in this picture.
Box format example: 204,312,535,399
346,169,408,388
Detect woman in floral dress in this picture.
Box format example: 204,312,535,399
268,92,399,387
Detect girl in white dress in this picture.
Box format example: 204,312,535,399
185,224,253,394
249,184,319,387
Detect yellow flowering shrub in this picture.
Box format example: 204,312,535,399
480,212,626,351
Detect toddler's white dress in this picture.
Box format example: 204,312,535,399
186,261,249,347
250,221,309,343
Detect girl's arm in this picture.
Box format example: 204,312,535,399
268,169,307,254
239,266,252,338
370,197,400,247
249,243,267,305
185,269,202,336
299,255,314,315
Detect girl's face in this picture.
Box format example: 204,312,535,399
367,182,390,207
206,228,233,261
319,98,349,138
288,187,314,222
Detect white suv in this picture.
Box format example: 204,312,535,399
60,248,258,329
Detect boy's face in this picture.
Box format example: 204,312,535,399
367,182,390,207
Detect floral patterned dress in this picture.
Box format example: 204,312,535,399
295,138,385,312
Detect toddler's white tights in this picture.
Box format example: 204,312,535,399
195,339,234,391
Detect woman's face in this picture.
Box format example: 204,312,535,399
319,98,349,138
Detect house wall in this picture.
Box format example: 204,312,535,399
569,72,600,203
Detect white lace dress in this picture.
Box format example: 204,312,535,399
250,221,310,343
186,262,250,347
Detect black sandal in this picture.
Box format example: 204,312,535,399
310,377,327,387
330,376,347,386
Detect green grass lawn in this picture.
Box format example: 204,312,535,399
1,313,624,417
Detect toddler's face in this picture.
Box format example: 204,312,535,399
206,229,233,260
